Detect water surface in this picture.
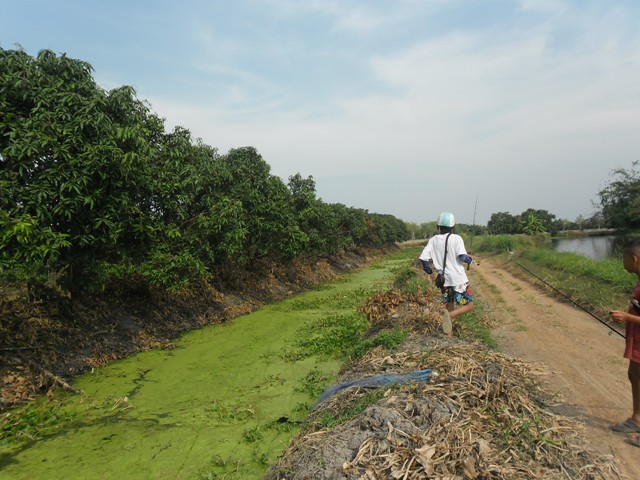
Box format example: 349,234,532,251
0,256,405,480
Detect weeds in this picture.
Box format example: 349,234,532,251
352,328,408,358
251,446,271,466
198,455,242,480
283,313,370,362
456,299,498,349
205,400,255,422
0,398,74,447
516,249,631,316
296,367,330,399
327,287,376,309
390,265,429,294
242,426,263,443
474,234,536,254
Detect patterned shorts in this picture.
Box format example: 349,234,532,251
442,284,473,306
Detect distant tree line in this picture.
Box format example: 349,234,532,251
483,162,639,235
407,162,636,237
0,48,409,295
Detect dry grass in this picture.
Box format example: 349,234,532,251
267,290,621,480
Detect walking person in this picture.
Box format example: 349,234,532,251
418,212,474,336
609,239,640,445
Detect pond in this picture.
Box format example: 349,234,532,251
550,235,622,260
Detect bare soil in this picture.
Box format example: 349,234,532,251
469,255,640,479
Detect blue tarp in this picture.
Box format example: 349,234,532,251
313,369,432,409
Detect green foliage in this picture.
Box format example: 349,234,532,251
352,328,408,358
455,299,498,349
522,213,546,235
596,160,640,230
362,213,410,246
488,212,521,235
473,234,536,253
296,367,331,398
0,398,74,447
488,209,556,235
0,47,409,295
0,48,157,291
519,209,555,234
284,313,370,361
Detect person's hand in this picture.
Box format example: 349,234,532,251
427,273,434,283
610,310,627,324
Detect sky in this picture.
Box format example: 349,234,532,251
2,0,640,226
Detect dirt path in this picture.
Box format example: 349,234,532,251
469,255,640,479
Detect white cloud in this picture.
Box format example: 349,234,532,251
145,1,640,223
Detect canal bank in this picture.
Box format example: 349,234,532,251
0,252,408,479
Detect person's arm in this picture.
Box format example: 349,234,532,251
610,310,640,326
419,259,433,274
458,254,473,265
418,245,434,281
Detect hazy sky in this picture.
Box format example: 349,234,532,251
2,0,639,225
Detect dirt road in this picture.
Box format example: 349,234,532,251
469,255,640,479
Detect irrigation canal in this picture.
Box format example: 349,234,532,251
0,253,409,480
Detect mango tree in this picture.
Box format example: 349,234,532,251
0,48,156,293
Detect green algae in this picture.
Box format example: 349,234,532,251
0,255,404,480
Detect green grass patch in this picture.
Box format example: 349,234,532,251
515,248,632,316
390,265,429,294
456,299,498,349
0,398,74,448
353,328,408,358
474,234,536,254
283,312,371,362
473,234,633,318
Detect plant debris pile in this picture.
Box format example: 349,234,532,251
267,296,620,479
358,290,445,336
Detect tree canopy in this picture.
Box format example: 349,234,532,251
0,48,409,294
596,160,640,230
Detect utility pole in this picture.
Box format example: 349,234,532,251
469,195,478,252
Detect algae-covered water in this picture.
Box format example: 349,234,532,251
0,255,408,480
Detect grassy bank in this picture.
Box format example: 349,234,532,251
473,234,633,318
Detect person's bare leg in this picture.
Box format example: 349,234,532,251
449,301,474,320
629,361,640,426
441,306,453,336
441,302,474,337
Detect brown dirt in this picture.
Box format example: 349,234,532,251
469,254,640,479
